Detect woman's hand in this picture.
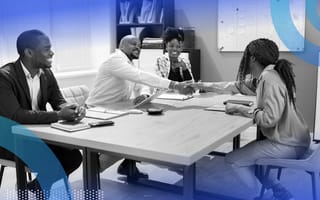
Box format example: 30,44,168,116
225,103,253,118
225,103,240,114
172,61,187,70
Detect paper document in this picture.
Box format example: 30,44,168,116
204,105,226,112
86,107,129,120
157,93,193,101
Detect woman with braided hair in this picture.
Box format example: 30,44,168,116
218,38,310,200
193,38,310,199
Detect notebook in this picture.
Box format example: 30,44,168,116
223,99,254,106
157,93,193,101
51,121,91,132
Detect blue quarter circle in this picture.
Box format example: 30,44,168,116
0,116,72,200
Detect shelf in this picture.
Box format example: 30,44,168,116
116,0,174,46
117,23,164,27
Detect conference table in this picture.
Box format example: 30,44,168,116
13,93,255,200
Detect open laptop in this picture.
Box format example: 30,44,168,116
133,89,166,108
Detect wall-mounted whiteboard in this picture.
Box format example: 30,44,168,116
218,0,305,52
314,52,320,141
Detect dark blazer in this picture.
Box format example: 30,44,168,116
0,59,66,124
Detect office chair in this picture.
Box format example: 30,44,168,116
0,158,32,187
256,143,320,200
60,85,89,106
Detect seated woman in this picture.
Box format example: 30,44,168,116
155,27,194,82
204,38,310,200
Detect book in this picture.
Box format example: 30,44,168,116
142,37,163,49
51,121,90,132
157,93,193,101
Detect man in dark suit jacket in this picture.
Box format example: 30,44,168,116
0,29,84,197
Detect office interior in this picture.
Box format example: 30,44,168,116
0,0,319,199
0,1,319,139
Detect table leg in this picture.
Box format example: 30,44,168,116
183,163,195,200
256,126,265,141
15,156,28,200
233,135,240,150
83,148,100,199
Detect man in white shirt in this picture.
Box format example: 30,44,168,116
86,35,194,179
86,35,192,106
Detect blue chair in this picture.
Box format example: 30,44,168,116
256,143,320,200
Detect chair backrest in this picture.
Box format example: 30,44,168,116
60,85,89,106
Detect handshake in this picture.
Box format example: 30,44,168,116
169,81,212,95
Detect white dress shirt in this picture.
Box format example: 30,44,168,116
21,61,42,111
86,49,171,106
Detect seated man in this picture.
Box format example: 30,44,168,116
0,30,84,197
86,35,194,179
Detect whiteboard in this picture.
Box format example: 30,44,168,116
217,0,305,52
314,52,320,141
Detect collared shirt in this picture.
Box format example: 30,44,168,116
254,65,310,147
86,49,171,106
155,53,194,81
20,61,43,111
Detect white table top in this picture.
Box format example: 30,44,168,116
12,93,255,166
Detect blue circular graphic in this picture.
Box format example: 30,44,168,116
270,0,320,66
307,0,320,31
0,117,72,200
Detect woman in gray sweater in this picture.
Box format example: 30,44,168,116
197,38,310,200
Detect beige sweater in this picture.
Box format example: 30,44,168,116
254,65,310,147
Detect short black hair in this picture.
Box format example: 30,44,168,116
162,27,184,44
16,29,46,56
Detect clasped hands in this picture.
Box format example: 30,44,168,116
58,103,86,122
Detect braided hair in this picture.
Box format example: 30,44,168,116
236,38,296,107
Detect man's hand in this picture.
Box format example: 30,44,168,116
133,94,149,105
57,104,86,122
174,82,195,95
74,106,86,122
189,81,217,93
